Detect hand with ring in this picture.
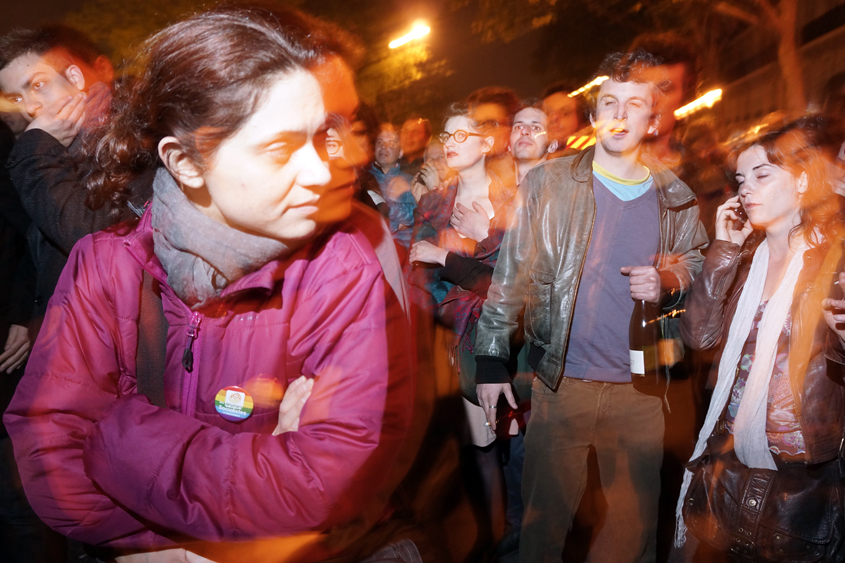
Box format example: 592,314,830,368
477,383,516,430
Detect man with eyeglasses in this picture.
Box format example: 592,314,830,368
410,140,451,202
510,103,557,185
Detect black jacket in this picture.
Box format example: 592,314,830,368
0,122,35,437
7,129,152,330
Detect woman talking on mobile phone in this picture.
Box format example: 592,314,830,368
676,116,845,562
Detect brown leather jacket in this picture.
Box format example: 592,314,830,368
680,236,845,464
475,146,709,390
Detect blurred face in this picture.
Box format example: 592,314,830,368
350,119,373,164
543,92,581,145
328,120,371,171
735,145,803,233
826,141,845,197
0,51,84,121
510,107,550,162
472,103,510,156
375,129,402,168
400,118,428,158
326,127,344,160
442,115,491,172
591,79,657,158
0,110,28,136
424,142,448,177
191,70,348,244
647,63,688,139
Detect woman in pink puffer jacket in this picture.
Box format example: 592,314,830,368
4,6,415,562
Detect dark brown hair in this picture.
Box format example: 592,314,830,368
442,102,482,131
629,32,700,105
466,86,522,123
0,24,104,72
84,4,359,214
588,49,663,120
730,116,844,247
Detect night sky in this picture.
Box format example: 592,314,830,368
1,0,87,33
0,0,559,102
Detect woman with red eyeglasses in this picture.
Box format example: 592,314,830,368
407,102,525,548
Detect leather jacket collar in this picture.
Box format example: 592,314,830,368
571,146,697,209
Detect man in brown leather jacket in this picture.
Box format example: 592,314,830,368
473,50,708,563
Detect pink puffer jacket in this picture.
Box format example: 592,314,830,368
4,207,415,550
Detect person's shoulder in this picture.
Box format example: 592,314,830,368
523,154,581,197
641,153,697,207
416,181,449,213
7,129,67,166
288,210,388,299
50,221,143,312
80,219,143,277
309,206,385,278
391,166,414,182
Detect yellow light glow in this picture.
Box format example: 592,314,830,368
389,24,431,49
674,88,723,119
568,76,609,98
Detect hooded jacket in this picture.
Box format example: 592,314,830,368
4,206,415,550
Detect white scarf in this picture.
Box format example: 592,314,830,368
674,237,808,547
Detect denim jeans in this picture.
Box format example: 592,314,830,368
520,376,664,563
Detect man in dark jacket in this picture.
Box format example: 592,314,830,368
0,26,149,337
474,50,708,562
0,117,66,563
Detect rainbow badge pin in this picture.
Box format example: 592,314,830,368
215,386,254,422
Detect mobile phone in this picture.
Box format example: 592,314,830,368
733,203,747,230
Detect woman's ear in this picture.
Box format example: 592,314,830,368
797,171,809,195
158,136,205,189
482,135,495,155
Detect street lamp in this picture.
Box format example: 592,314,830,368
674,89,723,119
389,23,431,49
568,76,609,98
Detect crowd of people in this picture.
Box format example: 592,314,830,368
2,4,845,563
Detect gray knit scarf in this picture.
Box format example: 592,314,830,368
150,168,289,309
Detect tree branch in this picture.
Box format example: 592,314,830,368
713,2,759,26
749,0,779,24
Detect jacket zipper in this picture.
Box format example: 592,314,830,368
180,311,202,416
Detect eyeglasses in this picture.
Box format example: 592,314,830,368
438,130,485,144
512,123,547,136
479,120,510,130
325,139,343,156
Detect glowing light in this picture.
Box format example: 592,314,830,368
674,89,723,119
568,76,609,98
566,135,595,150
389,24,431,49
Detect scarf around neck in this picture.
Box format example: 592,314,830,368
674,237,809,546
150,168,289,309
